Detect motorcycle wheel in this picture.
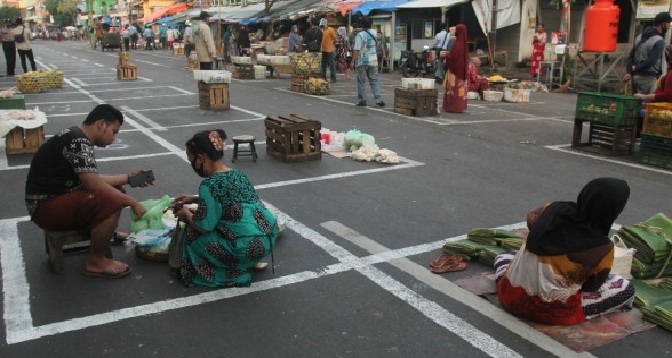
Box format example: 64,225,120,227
400,62,417,78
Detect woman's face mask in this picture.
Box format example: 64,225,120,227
190,154,207,178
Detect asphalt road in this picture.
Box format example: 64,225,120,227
0,40,671,358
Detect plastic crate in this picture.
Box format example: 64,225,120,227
575,92,641,126
643,102,672,138
640,134,672,169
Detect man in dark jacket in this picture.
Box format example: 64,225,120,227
1,19,15,76
303,17,322,53
624,12,671,94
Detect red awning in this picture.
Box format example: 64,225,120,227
334,1,362,16
164,2,188,16
139,8,167,23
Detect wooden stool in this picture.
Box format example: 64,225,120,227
232,135,258,162
44,230,112,274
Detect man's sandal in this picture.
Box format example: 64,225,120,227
430,253,467,274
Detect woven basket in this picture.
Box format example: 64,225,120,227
304,78,330,95
291,53,321,75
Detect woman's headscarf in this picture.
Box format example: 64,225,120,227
337,26,346,37
526,178,630,256
446,24,468,81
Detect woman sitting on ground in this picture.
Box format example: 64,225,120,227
466,57,490,99
495,177,635,325
170,130,279,288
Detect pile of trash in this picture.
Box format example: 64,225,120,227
320,128,400,164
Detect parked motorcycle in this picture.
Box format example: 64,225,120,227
399,46,436,78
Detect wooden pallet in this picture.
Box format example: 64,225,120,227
117,65,137,80
393,87,438,117
5,126,44,154
265,114,322,162
198,81,230,110
571,119,636,156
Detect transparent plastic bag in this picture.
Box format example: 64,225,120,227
130,195,172,233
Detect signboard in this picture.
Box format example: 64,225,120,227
637,0,670,19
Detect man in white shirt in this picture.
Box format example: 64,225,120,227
433,23,455,82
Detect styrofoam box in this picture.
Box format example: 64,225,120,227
254,65,266,79
466,92,480,100
193,70,232,84
483,91,503,102
401,78,420,88
231,56,251,64
257,55,270,63
270,56,290,64
503,88,531,103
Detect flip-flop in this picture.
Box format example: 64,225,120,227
430,261,467,274
82,266,132,279
430,253,463,268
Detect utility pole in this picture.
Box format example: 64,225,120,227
490,0,497,70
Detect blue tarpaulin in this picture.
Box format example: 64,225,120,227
158,16,173,24
351,0,413,15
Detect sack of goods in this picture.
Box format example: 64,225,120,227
304,77,329,95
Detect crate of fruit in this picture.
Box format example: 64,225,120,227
643,102,672,138
290,53,320,75
575,92,641,126
640,134,672,169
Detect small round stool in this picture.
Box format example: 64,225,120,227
232,135,258,162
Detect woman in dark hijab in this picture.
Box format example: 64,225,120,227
495,178,635,325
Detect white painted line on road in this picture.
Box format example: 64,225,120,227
46,105,200,118
120,117,265,132
0,216,34,343
230,105,266,118
0,140,7,170
255,156,424,190
2,152,176,171
137,76,153,82
545,144,672,175
133,59,169,68
120,105,167,131
94,63,104,67
321,221,595,358
267,206,522,358
27,93,191,105
71,78,88,87
80,59,89,62
169,86,195,95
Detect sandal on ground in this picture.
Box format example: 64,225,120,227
82,266,132,279
254,262,268,271
430,261,467,274
430,253,463,268
430,253,466,274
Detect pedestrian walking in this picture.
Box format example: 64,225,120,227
121,25,130,52
144,26,153,50
1,19,15,76
319,18,337,82
159,24,168,50
192,11,216,70
183,22,193,59
14,18,36,73
129,23,138,50
335,26,350,80
623,12,671,95
350,16,384,107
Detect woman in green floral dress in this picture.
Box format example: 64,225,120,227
171,129,278,288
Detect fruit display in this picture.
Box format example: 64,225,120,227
488,75,507,82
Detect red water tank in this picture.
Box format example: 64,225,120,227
583,0,620,52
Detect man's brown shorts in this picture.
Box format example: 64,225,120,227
32,189,126,231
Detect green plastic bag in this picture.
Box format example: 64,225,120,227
130,195,172,233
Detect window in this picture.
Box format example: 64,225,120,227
411,19,433,40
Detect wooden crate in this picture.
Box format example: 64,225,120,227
265,114,322,162
198,81,230,110
571,119,636,156
5,126,44,154
290,74,314,93
393,87,438,117
117,65,137,80
119,51,130,66
174,47,184,56
232,64,254,79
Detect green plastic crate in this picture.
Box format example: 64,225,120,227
0,94,25,110
575,92,641,126
640,134,672,170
